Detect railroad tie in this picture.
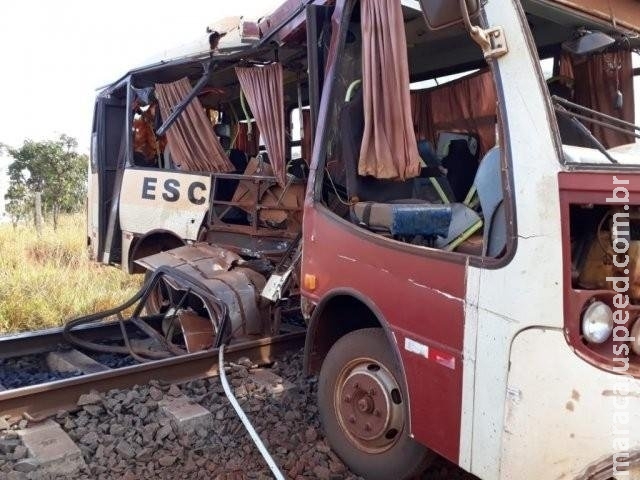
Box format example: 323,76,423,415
158,395,213,434
46,350,110,375
16,420,87,476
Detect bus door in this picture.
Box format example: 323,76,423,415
88,94,126,265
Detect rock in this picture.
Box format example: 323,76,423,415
94,444,105,460
12,458,39,473
80,431,99,448
75,415,89,428
83,405,103,417
142,423,159,444
155,425,172,442
63,417,75,430
305,427,318,443
149,387,163,402
234,385,248,398
184,455,197,473
109,424,125,436
316,442,331,453
77,392,102,406
313,466,331,480
236,357,252,368
11,445,27,460
7,470,28,480
167,385,182,397
329,460,346,474
158,455,177,467
135,447,152,462
0,438,20,454
137,406,149,420
115,440,135,459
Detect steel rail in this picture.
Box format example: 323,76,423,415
0,317,165,360
0,331,305,419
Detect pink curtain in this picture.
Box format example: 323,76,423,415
235,63,287,186
359,0,421,181
155,78,233,172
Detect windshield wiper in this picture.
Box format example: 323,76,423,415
552,96,619,164
553,96,640,139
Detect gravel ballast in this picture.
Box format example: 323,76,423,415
0,349,477,479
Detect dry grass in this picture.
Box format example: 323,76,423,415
0,214,141,333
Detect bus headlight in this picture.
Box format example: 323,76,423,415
581,301,613,344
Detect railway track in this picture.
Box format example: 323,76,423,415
0,323,478,479
0,321,305,419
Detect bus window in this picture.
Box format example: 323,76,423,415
316,2,507,259
290,106,311,162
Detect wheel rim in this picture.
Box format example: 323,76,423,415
334,357,405,454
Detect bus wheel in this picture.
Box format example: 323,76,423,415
318,328,433,480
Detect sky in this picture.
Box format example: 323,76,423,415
0,3,639,219
0,0,282,219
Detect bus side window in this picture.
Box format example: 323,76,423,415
133,103,166,168
316,2,509,259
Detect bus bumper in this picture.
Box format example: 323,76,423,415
500,328,640,480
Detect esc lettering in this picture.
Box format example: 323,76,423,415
141,177,207,205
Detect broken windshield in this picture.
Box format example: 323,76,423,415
552,95,640,165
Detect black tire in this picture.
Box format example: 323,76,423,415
318,328,433,480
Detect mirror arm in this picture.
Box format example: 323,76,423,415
458,0,508,59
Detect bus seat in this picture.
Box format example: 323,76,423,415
472,147,506,257
417,140,440,171
340,85,481,248
441,139,479,202
416,139,455,203
434,203,482,250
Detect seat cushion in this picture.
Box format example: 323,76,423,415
352,202,452,238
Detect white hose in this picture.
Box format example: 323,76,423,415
219,345,286,480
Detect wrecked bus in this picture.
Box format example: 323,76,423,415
87,3,326,273
88,0,640,478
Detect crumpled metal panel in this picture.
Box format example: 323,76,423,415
136,243,242,276
136,244,268,337
177,310,214,353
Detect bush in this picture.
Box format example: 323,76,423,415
0,214,141,333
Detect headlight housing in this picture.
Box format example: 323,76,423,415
581,301,614,344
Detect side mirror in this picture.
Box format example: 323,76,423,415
419,0,480,31
562,30,615,56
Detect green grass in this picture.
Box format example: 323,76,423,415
0,214,141,333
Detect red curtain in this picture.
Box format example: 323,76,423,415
155,78,233,172
235,63,287,186
560,51,635,148
410,90,434,143
411,70,498,156
358,0,421,181
233,122,260,157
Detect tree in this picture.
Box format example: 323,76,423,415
4,135,87,230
